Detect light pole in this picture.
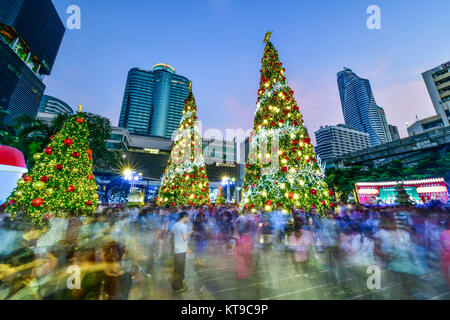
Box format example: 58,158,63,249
123,168,142,194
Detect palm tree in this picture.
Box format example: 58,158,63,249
0,109,69,166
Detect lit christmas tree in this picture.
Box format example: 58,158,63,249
242,32,333,213
157,82,210,207
6,105,98,224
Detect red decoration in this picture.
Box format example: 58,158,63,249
321,200,326,206
88,174,94,180
44,147,53,155
292,139,298,145
86,148,93,155
265,200,273,206
85,200,93,206
328,190,334,196
64,138,73,146
40,176,49,183
281,166,288,172
23,175,32,182
31,198,44,207
66,185,76,192
76,118,84,124
55,164,63,170
310,188,317,196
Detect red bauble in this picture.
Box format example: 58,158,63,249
292,139,299,145
288,192,294,199
31,198,44,207
321,200,326,206
45,147,53,155
50,135,55,140
64,138,73,146
293,121,299,126
88,174,94,180
23,175,32,182
85,200,93,206
55,164,63,170
172,202,176,206
66,185,75,192
250,204,255,208
329,190,334,196
76,118,84,123
265,200,272,206
310,188,317,196
330,203,335,208
291,147,296,152
281,166,288,172
88,155,93,161
277,202,282,207
40,176,49,183
72,152,80,158
244,204,250,210
8,199,15,205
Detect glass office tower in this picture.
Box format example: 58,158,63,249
118,63,190,139
0,0,65,125
337,68,390,146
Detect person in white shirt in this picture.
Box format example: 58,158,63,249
172,212,192,292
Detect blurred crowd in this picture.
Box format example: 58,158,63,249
0,203,448,300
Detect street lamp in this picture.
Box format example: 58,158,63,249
123,168,142,192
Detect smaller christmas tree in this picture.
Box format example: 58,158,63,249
6,105,98,225
215,187,225,204
395,183,412,206
157,82,210,207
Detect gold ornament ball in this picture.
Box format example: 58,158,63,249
33,181,45,190
72,167,79,173
39,162,45,168
93,194,99,199
15,190,23,197
34,153,42,160
46,188,54,194
17,179,25,186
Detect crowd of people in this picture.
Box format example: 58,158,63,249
0,203,448,299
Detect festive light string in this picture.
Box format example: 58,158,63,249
157,84,211,207
241,33,333,213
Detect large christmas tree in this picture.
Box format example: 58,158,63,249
6,105,98,224
157,82,210,207
242,32,333,213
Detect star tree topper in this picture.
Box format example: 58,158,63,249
263,31,273,43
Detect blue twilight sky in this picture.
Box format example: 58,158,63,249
46,0,450,143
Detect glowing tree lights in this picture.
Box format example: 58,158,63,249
241,32,333,213
6,105,98,224
157,82,210,207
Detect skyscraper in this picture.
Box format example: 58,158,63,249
314,124,370,162
39,95,73,115
337,68,390,146
0,0,65,125
118,63,190,138
422,61,450,126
